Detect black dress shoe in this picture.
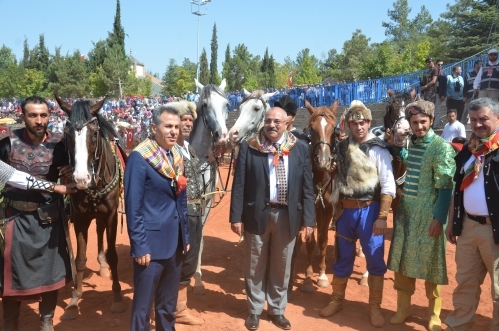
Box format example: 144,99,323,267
245,314,260,330
269,314,291,330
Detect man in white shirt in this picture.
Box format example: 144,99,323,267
441,109,466,142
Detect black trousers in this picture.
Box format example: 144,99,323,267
446,98,465,122
180,214,203,285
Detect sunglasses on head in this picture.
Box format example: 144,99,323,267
408,106,423,115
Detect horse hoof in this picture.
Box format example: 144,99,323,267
111,301,127,313
317,278,330,288
300,279,315,293
193,285,207,296
99,268,111,279
359,276,369,287
61,305,80,320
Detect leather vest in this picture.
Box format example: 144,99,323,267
480,63,499,90
181,144,203,216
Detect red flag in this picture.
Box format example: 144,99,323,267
126,128,134,149
288,74,293,87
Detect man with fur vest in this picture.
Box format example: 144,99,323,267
320,101,396,327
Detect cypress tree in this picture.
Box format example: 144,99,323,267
209,23,219,84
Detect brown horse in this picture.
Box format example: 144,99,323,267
298,99,338,293
55,96,127,319
384,89,415,219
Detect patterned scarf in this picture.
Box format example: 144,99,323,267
134,138,186,194
247,130,297,166
460,128,499,191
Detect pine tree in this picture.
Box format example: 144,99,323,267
199,49,210,85
222,44,231,87
21,37,29,68
209,23,219,84
108,0,126,56
0,45,16,72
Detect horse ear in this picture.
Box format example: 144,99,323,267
305,100,314,114
388,89,394,97
262,92,275,102
54,94,72,115
195,78,204,91
243,89,251,97
330,99,339,117
219,78,227,91
90,97,106,115
410,88,416,99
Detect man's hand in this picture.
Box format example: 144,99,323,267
58,165,73,179
300,226,314,240
54,183,77,195
445,223,457,244
428,219,443,237
328,161,337,174
231,222,244,237
385,128,395,145
135,253,151,266
184,244,190,254
373,219,387,236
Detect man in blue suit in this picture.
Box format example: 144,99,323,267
125,105,190,331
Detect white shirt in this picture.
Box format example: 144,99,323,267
267,135,289,203
463,155,489,216
441,121,466,142
177,141,191,160
368,144,396,198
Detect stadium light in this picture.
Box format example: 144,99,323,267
190,0,211,90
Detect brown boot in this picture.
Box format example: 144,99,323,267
175,284,204,325
319,276,348,317
368,274,385,327
2,299,20,331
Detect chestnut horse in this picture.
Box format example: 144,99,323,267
298,99,338,292
55,96,127,319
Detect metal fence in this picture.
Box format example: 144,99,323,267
264,55,488,108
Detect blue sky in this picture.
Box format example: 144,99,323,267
0,0,450,77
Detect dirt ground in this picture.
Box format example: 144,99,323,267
6,165,493,331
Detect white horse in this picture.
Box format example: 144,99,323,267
190,78,230,295
227,89,275,147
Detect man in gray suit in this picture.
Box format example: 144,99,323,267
230,107,316,330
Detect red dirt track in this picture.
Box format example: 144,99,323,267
3,165,492,330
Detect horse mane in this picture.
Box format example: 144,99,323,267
196,84,226,113
307,105,337,127
69,100,117,139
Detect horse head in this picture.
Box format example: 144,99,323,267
228,90,275,144
194,78,229,145
55,95,116,190
305,99,338,171
384,89,415,146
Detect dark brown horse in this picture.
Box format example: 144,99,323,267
384,89,415,219
55,96,127,319
298,99,338,293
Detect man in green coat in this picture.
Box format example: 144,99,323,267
387,100,456,331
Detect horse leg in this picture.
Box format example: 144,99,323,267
61,219,90,320
316,207,332,288
193,203,210,295
96,220,110,278
300,229,316,293
106,211,126,313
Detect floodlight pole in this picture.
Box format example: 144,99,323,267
190,0,211,91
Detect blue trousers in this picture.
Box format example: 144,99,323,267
130,248,182,331
333,202,387,277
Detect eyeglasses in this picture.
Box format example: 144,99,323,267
408,106,424,116
264,119,286,126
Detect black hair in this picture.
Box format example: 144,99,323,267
21,96,49,115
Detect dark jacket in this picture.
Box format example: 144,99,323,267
452,144,499,244
229,138,316,239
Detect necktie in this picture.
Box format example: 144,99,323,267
166,150,174,165
273,143,287,204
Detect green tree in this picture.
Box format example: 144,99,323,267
21,37,29,68
335,30,372,81
199,49,209,85
268,55,276,88
162,59,179,95
438,0,499,61
48,50,90,98
0,45,16,72
89,66,110,97
209,23,219,84
17,68,46,97
0,63,22,97
107,0,126,56
102,44,131,97
226,44,254,90
87,40,108,73
221,44,231,85
294,48,321,84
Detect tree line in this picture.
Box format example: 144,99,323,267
0,0,498,98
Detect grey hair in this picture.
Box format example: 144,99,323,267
152,105,179,125
469,97,499,116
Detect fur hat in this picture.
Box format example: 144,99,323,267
405,100,434,119
345,100,372,122
167,100,197,120
274,95,298,116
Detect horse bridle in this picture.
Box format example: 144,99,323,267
305,112,337,165
239,95,269,142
